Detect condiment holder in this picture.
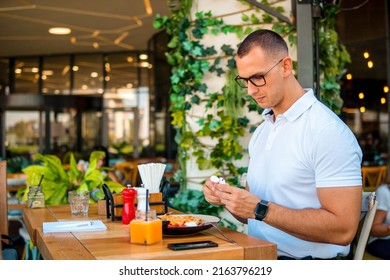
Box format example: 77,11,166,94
100,183,168,221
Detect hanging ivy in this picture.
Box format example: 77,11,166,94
317,2,351,114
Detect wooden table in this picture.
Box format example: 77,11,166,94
23,204,277,260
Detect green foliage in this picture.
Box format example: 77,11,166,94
169,188,237,229
169,189,223,216
318,4,350,114
6,156,31,173
22,151,124,205
110,141,134,155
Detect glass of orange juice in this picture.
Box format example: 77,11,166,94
130,209,162,245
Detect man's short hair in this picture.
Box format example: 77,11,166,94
237,29,288,58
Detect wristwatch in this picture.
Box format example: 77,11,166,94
254,200,269,221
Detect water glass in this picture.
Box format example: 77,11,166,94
68,190,90,216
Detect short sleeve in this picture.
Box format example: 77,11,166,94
313,122,362,187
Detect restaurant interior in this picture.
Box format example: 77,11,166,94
1,0,389,261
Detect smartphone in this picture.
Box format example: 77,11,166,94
167,240,218,251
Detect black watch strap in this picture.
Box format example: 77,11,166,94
254,200,269,221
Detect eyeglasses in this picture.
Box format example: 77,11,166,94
235,58,283,88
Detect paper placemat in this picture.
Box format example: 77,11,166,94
43,220,107,233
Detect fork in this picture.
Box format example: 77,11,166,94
208,222,237,245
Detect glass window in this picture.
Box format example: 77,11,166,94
14,57,40,94
73,54,103,94
105,52,139,93
42,56,71,95
0,58,9,94
82,111,102,151
49,109,78,153
5,111,40,157
106,109,140,158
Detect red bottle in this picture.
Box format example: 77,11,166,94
122,185,137,225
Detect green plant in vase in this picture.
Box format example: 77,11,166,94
22,151,124,205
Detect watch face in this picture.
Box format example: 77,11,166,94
255,200,268,221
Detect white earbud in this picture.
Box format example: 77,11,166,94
210,175,225,184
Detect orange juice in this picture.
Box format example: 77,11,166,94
130,209,162,245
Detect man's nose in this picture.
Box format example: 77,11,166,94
247,82,258,96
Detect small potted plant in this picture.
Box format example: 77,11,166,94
21,151,124,205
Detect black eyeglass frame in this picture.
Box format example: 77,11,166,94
235,58,283,88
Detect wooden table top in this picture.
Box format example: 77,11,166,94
23,204,277,260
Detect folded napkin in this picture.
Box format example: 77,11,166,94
43,220,106,233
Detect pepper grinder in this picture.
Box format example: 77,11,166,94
122,185,137,225
134,186,150,211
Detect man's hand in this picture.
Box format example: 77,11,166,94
202,178,224,206
212,183,260,219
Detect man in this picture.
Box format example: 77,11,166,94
203,29,363,259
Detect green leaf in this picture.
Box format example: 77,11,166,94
191,95,201,104
221,44,234,56
241,13,249,22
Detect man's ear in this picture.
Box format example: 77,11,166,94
282,56,293,77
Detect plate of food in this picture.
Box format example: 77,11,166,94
158,214,220,236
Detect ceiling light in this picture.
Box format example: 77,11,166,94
42,70,54,76
367,60,374,68
49,27,71,35
139,62,149,68
383,86,389,93
144,0,153,15
363,52,369,59
139,54,148,60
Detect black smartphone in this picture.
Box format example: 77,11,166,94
167,240,218,251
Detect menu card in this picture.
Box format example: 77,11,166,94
43,220,107,233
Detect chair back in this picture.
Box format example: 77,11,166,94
354,192,378,260
115,161,138,187
0,161,8,236
361,166,386,192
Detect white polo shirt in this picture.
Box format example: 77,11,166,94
247,89,362,259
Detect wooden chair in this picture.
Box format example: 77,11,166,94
0,161,8,237
6,172,27,211
115,161,138,187
361,166,387,192
0,160,20,259
115,157,170,187
1,161,40,260
353,192,378,260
